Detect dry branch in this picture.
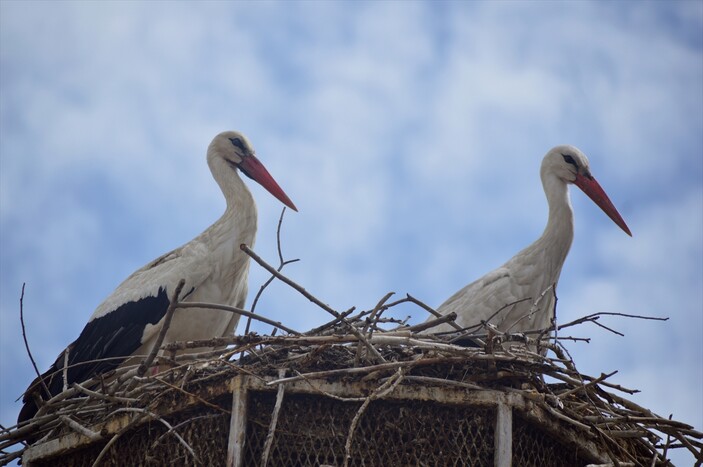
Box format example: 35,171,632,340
175,302,300,335
138,279,186,378
241,243,386,364
246,207,300,335
343,367,405,467
19,283,51,399
260,368,286,467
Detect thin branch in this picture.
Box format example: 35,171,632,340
70,382,138,404
151,414,222,448
58,415,101,441
658,415,674,467
397,312,458,333
304,307,356,335
92,408,201,467
343,368,405,467
590,319,626,337
114,408,200,461
472,297,534,333
557,312,668,332
356,292,394,365
241,243,385,364
138,279,186,377
90,412,148,467
558,370,618,398
260,368,286,467
265,357,476,387
153,377,230,415
399,375,483,390
404,294,464,332
241,244,339,318
505,284,553,333
19,283,51,398
62,346,70,392
176,302,300,335
245,207,300,335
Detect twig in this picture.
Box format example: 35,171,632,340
557,312,668,333
506,284,554,333
535,284,558,353
265,357,481,387
356,292,395,365
470,297,534,333
0,449,22,465
552,284,558,343
110,408,200,464
19,283,51,399
397,375,484,390
91,412,148,467
240,244,339,318
558,371,618,398
260,368,286,467
405,294,464,332
90,407,201,466
58,415,101,441
137,280,186,378
285,370,370,402
175,302,300,335
62,347,70,392
363,292,395,336
70,382,138,404
152,378,230,415
657,415,674,466
343,368,405,467
397,312,458,333
241,243,385,364
245,207,300,335
305,307,356,335
590,319,625,337
150,416,223,461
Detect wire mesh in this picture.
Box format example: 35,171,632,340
32,397,230,467
512,412,596,466
27,388,654,466
243,391,496,466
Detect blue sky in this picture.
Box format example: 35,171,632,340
1,1,701,464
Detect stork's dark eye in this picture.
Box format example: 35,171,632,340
562,154,578,167
229,137,245,151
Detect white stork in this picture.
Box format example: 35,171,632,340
429,145,631,345
19,131,296,424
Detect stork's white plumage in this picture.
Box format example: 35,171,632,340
19,131,296,424
430,145,630,343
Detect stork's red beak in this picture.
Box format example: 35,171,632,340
573,173,631,236
239,155,298,212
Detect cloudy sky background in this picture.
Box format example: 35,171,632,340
1,1,701,464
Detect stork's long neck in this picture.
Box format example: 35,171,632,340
533,173,575,277
219,174,257,243
204,158,258,284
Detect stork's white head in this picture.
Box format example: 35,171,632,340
541,145,591,184
207,131,297,211
542,145,631,236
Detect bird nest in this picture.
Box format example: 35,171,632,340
2,235,702,466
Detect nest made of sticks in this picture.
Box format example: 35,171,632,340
2,216,702,467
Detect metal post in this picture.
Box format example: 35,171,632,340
227,376,249,467
494,402,512,467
